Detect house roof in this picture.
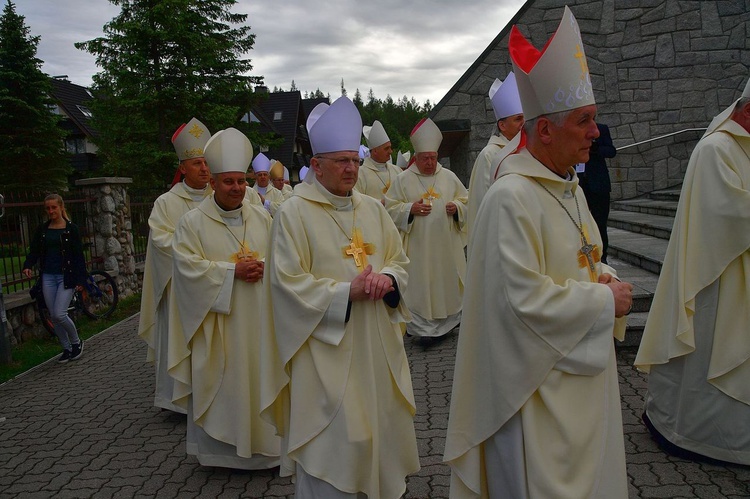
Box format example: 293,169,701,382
48,78,98,138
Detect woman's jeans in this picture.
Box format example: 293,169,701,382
41,274,80,350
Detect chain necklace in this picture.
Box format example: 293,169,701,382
532,178,600,281
373,168,392,193
223,212,256,263
415,170,439,205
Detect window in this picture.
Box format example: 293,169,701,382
273,111,283,121
65,138,86,154
76,105,93,118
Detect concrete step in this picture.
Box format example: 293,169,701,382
611,198,678,217
605,257,658,313
619,311,648,348
647,186,682,202
607,227,668,275
607,210,675,240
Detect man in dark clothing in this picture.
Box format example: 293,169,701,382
580,123,616,263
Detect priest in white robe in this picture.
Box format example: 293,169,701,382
467,72,524,238
355,120,402,203
635,79,750,466
250,152,285,215
270,160,294,200
261,96,419,498
138,117,212,414
169,127,280,469
445,7,633,498
385,118,468,343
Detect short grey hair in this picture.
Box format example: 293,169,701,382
523,109,575,136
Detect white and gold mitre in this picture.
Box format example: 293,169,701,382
363,120,390,149
509,5,595,120
204,128,253,175
172,117,211,161
410,118,442,153
490,72,523,121
269,159,285,179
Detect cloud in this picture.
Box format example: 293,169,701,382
17,0,521,104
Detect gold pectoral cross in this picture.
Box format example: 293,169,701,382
342,228,375,272
381,181,391,195
576,226,601,282
231,242,259,263
422,186,440,206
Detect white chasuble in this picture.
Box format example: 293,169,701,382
253,183,285,216
169,196,280,468
445,149,628,498
138,181,209,413
261,179,419,498
467,134,509,238
385,164,468,332
355,157,402,201
635,119,750,464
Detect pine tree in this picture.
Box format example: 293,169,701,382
0,0,70,191
76,0,265,188
340,79,347,97
290,80,297,92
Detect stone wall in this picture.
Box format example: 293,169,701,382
431,0,750,198
2,178,139,352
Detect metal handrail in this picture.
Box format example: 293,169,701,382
616,127,707,151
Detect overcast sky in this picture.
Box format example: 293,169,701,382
16,0,522,105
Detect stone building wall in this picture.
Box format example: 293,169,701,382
431,0,750,199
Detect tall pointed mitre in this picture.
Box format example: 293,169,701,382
307,96,363,155
490,72,523,121
251,152,271,173
363,120,390,148
509,5,595,120
172,117,211,161
359,144,370,159
269,159,285,179
704,76,750,136
283,166,290,181
396,151,411,169
410,118,442,153
203,128,253,174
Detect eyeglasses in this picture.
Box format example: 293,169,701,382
317,155,360,167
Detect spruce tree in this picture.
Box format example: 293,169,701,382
76,0,265,188
0,0,70,192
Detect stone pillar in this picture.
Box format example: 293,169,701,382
74,177,138,298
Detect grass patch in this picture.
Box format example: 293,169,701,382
0,293,142,384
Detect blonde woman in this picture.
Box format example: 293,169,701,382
22,194,87,363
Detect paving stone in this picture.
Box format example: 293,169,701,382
1,313,748,498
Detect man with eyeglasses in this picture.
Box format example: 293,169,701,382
261,96,419,498
385,117,468,346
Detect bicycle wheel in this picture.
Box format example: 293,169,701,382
80,270,119,319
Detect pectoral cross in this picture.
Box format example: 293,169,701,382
381,181,391,195
422,186,440,206
231,242,259,263
342,228,375,272
576,226,601,282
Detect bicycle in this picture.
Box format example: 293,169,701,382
37,270,119,336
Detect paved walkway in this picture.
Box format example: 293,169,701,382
1,314,748,498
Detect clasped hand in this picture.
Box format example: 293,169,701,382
234,258,264,283
349,265,394,301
